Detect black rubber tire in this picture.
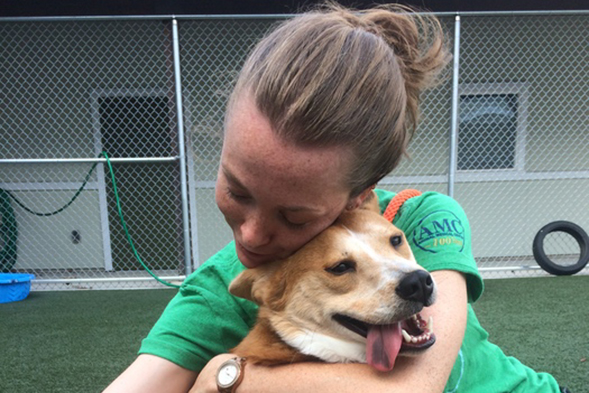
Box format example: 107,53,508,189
533,221,589,276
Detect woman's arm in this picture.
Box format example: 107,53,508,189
103,354,198,393
191,270,468,393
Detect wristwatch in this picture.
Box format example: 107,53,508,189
216,357,247,393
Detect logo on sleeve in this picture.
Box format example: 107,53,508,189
412,210,465,254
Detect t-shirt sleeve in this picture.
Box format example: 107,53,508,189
138,245,257,372
379,190,484,303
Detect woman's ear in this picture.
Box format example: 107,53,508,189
358,190,380,213
346,185,378,212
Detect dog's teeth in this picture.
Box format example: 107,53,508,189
427,316,434,333
402,329,412,343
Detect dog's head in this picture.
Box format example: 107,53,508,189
229,193,436,371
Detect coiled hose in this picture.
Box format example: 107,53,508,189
0,188,18,272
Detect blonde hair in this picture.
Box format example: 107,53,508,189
228,3,450,196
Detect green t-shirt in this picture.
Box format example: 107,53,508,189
139,190,560,392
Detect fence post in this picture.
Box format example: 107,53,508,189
171,18,193,276
448,13,461,198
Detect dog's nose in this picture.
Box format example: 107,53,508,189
395,270,435,306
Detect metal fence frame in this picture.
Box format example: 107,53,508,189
1,10,587,289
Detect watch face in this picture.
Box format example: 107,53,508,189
218,362,239,387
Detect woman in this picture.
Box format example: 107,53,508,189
105,3,565,392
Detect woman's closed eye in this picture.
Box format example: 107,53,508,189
226,187,251,202
280,213,310,230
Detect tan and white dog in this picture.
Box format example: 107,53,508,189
229,193,436,372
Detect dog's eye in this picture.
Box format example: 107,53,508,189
390,235,403,248
326,260,356,275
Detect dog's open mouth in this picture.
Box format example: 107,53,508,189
333,313,435,372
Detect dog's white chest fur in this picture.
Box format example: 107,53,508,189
280,329,366,363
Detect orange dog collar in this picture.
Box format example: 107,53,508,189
383,189,422,223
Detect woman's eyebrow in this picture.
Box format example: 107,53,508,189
223,167,248,190
278,204,322,213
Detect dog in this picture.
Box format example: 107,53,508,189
229,193,436,372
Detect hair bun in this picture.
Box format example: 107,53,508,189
347,4,451,128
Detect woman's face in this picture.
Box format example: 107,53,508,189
215,96,355,268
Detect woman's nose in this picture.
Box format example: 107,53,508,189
239,212,272,249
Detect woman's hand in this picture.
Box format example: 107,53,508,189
189,353,238,393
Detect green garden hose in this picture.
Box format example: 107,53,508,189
0,188,18,272
6,162,98,217
3,152,181,288
100,152,181,289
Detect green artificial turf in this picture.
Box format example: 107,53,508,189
1,276,587,392
473,276,588,392
1,289,177,392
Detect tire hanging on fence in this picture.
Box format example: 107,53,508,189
533,220,589,276
0,189,18,272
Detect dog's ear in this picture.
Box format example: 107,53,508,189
229,264,288,309
229,269,259,302
358,190,380,214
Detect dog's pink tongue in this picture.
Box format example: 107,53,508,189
366,322,403,372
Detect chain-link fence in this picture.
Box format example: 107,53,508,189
1,12,587,290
